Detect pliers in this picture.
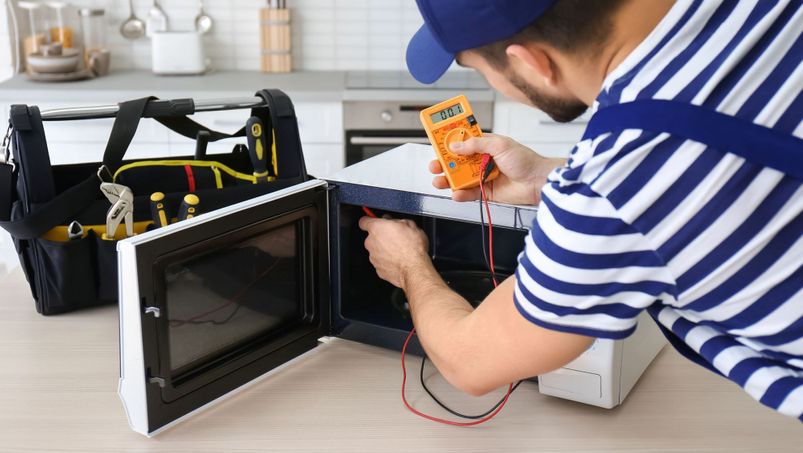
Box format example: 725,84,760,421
100,182,134,240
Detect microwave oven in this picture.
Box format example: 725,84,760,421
118,143,666,436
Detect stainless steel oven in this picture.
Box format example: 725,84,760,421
344,100,493,166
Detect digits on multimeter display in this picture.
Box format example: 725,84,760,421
430,104,464,123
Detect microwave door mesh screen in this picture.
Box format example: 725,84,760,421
164,223,301,373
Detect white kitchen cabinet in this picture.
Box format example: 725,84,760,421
493,101,589,158
301,143,345,176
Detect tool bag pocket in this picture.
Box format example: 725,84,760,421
25,233,99,313
0,89,309,315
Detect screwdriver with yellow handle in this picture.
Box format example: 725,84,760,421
177,194,201,221
246,116,276,184
150,192,170,228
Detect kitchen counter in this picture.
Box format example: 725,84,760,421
0,268,799,452
0,70,346,103
0,70,495,104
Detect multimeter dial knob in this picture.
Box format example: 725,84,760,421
444,128,470,155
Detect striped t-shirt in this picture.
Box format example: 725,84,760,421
514,0,802,420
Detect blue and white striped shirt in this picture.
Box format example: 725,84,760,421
514,0,802,420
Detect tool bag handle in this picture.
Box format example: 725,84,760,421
582,99,803,179
0,89,297,240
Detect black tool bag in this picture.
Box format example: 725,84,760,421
0,89,309,315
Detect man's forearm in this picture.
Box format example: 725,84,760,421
401,259,476,386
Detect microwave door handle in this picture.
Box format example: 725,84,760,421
349,137,432,146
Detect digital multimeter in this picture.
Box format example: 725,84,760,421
420,95,499,191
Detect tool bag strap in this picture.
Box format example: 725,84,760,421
0,90,292,240
0,98,153,239
154,114,246,143
257,89,308,178
582,99,803,179
149,89,301,144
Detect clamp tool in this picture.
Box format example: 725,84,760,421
67,221,84,241
100,182,134,240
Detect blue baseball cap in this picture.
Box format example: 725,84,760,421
406,0,557,84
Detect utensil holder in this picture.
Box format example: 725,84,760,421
259,8,292,73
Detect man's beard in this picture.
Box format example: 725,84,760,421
509,73,588,123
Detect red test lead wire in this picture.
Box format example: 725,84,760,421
399,154,515,426
400,328,514,426
362,206,378,218
479,155,498,288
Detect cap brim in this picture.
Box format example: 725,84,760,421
406,25,455,84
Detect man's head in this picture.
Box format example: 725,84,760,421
407,0,626,122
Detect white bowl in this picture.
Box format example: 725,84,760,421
27,48,80,74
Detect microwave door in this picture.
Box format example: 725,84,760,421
117,179,331,437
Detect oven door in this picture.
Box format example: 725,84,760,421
345,130,431,166
118,179,331,436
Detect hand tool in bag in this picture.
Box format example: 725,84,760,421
100,182,134,240
67,221,84,240
177,194,200,221
246,116,276,183
150,192,170,228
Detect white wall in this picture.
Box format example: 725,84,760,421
0,0,425,77
0,0,14,82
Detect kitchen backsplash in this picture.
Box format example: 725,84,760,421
0,1,12,81
0,0,427,75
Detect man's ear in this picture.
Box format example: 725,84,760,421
505,43,556,86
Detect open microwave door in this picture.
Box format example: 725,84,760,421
117,179,331,437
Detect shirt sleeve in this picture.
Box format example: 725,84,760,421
514,180,677,339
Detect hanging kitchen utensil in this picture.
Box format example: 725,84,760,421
194,0,213,34
121,0,145,40
146,0,168,37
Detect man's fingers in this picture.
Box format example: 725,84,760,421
358,216,378,231
432,175,451,190
449,134,505,156
433,177,481,201
428,159,443,175
360,215,400,232
452,188,481,202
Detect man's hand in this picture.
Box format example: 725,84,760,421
430,133,566,205
358,216,431,288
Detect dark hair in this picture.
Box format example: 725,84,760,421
473,0,628,68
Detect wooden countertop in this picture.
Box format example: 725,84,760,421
0,269,799,452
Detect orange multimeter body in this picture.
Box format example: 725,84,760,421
420,95,499,191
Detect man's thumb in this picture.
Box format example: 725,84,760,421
449,136,495,156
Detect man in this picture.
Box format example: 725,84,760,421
358,0,802,420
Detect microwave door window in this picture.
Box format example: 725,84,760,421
164,223,302,376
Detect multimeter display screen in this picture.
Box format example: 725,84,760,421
430,103,464,123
